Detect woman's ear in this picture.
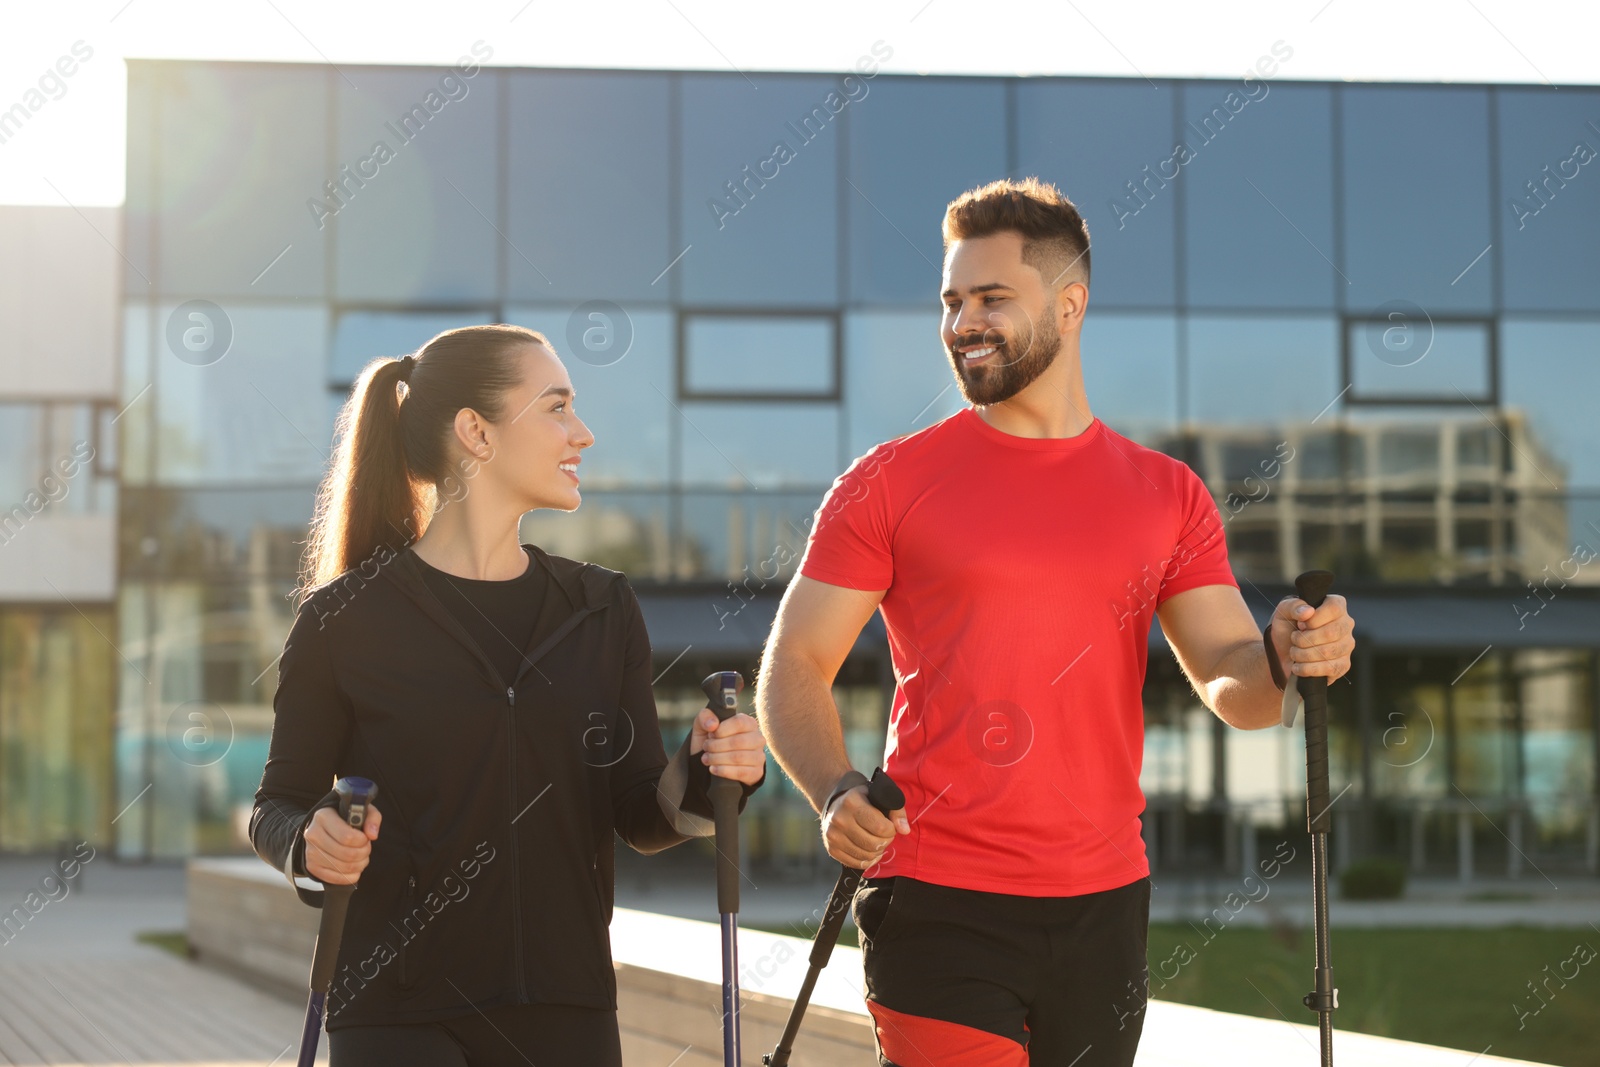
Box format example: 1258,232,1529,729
452,407,492,460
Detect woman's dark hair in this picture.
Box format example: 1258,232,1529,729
300,323,553,598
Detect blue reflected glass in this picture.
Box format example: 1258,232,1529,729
1182,83,1335,309
520,490,672,579
1348,320,1491,400
1502,318,1600,488
334,68,501,303
1341,86,1493,313
677,490,829,581
1016,82,1176,308
679,74,841,306
1496,87,1600,312
506,72,672,302
1186,315,1340,425
506,305,673,488
848,79,1008,304
155,66,328,299
156,303,331,485
677,402,840,488
843,311,963,459
330,309,495,385
1080,313,1179,445
684,315,835,397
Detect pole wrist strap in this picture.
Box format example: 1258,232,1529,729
823,770,870,817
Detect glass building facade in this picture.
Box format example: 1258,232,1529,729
111,59,1600,877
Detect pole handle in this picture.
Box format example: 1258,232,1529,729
1294,571,1335,835
308,777,377,994
701,672,746,915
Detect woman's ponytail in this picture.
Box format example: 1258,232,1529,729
300,356,425,599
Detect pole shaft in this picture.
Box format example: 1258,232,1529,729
721,912,741,1065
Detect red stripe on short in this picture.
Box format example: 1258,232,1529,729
867,1000,1028,1067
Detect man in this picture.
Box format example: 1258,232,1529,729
757,177,1355,1067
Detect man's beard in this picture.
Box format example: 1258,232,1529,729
948,304,1062,406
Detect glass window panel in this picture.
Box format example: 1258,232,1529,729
519,490,672,580
849,79,1007,304
676,490,827,581
0,406,42,506
684,315,835,397
507,305,672,488
1348,320,1491,399
1015,82,1177,308
155,303,331,486
1502,318,1600,488
334,68,501,303
677,402,840,489
122,303,154,485
1182,83,1336,309
329,309,495,386
0,404,106,520
1185,315,1341,426
0,607,115,848
156,66,327,299
118,486,313,583
1080,313,1179,446
124,64,157,298
678,74,840,306
1341,86,1493,313
1497,88,1600,312
506,72,672,303
843,311,964,460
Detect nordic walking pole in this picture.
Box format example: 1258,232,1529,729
1290,570,1337,1066
297,776,377,1067
763,767,904,1067
702,671,746,1067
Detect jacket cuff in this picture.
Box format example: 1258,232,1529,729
656,733,764,837
290,789,343,907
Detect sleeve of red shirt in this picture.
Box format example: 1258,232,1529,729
796,439,899,591
1156,462,1238,605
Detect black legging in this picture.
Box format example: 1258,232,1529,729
328,1001,623,1066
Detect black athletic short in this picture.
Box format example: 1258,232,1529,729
327,1001,622,1066
853,874,1152,1067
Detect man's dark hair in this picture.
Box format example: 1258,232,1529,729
942,177,1091,290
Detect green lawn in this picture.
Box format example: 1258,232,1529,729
755,920,1600,1067
1144,923,1600,1067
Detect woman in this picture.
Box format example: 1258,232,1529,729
249,324,767,1066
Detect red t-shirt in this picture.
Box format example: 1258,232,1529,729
797,407,1238,897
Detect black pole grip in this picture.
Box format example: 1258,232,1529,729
1294,571,1334,834
702,672,746,916
764,768,904,1067
805,768,902,971
308,776,377,994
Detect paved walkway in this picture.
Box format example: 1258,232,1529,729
0,858,321,1066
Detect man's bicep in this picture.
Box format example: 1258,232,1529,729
1156,583,1261,689
769,575,886,682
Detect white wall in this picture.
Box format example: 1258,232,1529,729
0,204,120,399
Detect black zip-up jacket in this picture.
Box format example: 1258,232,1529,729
249,544,761,1029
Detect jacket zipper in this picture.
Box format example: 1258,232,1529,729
501,604,603,1007
506,684,528,1003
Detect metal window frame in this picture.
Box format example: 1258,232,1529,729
1340,314,1499,407
676,308,842,403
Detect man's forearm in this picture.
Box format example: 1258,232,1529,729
755,652,854,812
1204,638,1285,730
